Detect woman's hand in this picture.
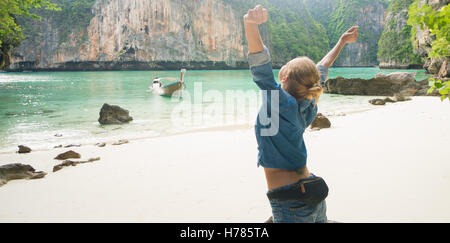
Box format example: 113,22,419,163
244,5,268,25
340,26,359,44
318,26,359,68
244,5,267,54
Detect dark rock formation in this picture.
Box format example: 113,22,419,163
0,163,47,187
54,150,81,160
311,113,331,129
64,144,81,148
369,95,411,106
98,104,133,125
393,94,412,102
18,145,32,154
53,157,100,172
374,72,416,83
325,72,428,96
384,97,397,103
369,99,386,105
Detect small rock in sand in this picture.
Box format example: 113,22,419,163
54,133,63,137
96,142,106,147
112,140,129,146
369,99,386,106
311,113,331,130
54,145,63,148
53,157,101,172
0,163,47,187
17,145,32,154
54,150,81,160
64,144,81,148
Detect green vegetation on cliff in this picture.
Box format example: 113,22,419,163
377,0,423,67
266,0,329,65
408,1,449,101
0,0,59,69
19,0,96,46
304,0,388,66
408,1,449,59
228,0,386,66
224,0,329,65
328,0,386,65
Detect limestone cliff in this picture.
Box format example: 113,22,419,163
5,0,416,71
377,0,423,69
8,0,247,71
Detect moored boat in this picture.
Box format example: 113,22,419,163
150,69,186,97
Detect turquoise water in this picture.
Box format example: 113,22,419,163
0,68,429,152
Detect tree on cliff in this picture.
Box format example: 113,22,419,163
408,2,449,101
0,0,60,70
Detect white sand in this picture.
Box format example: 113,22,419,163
0,96,449,223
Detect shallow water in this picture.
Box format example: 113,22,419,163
0,67,429,152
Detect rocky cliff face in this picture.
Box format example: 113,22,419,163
8,0,247,71
377,0,423,69
411,0,449,74
334,1,387,66
5,0,412,71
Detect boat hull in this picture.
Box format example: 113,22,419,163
152,81,183,97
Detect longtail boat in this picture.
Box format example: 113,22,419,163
149,69,186,97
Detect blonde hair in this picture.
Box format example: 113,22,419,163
280,57,322,102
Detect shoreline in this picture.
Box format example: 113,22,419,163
3,64,426,73
1,96,449,222
0,107,378,155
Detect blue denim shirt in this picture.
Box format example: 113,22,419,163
249,46,329,170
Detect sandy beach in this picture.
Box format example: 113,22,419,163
0,96,449,223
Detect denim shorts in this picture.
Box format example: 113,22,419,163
267,174,327,223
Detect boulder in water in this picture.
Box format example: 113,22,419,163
98,104,133,125
373,72,416,83
325,72,425,96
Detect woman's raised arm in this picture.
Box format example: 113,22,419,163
244,5,268,54
318,26,359,68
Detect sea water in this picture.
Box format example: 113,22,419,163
0,68,429,152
